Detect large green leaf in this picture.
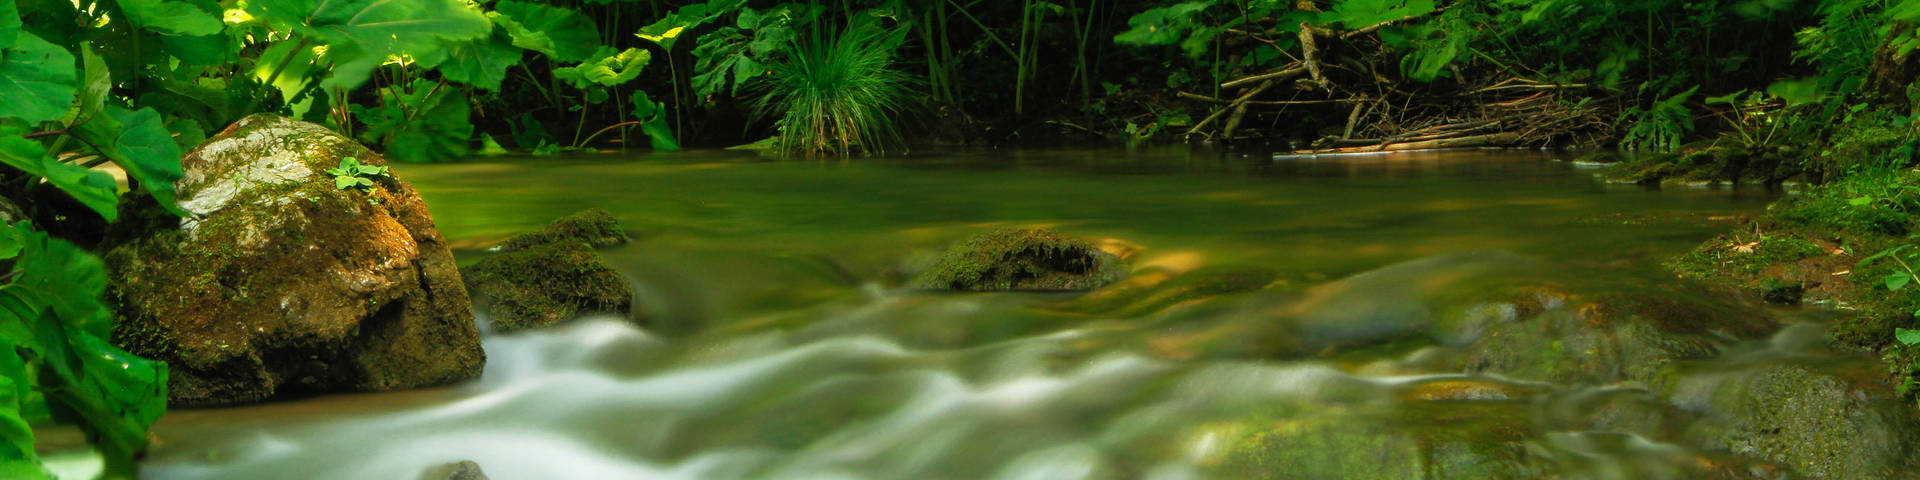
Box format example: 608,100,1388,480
553,47,650,88
0,32,75,124
630,90,679,151
0,127,117,222
355,79,473,162
0,0,19,49
635,0,744,50
118,0,222,36
74,44,109,125
429,32,523,91
245,0,492,91
491,0,599,62
105,108,187,216
0,223,168,477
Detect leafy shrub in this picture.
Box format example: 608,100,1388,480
754,12,917,157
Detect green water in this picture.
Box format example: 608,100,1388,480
136,147,1841,480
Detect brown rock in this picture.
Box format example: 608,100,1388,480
105,114,484,406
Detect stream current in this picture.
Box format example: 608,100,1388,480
135,148,1865,479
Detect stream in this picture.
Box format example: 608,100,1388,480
132,147,1897,479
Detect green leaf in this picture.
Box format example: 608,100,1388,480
432,32,523,91
246,0,492,92
1766,77,1823,106
0,32,76,124
1113,1,1215,46
104,108,188,216
1850,196,1876,206
553,47,650,88
73,44,109,125
630,90,679,151
72,107,187,217
354,80,472,162
334,175,359,189
118,0,223,36
0,127,117,222
0,0,19,49
1898,328,1920,345
634,0,743,50
1888,272,1913,291
491,0,600,62
0,223,168,477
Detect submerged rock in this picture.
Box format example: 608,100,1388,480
464,241,634,332
1660,361,1920,479
493,208,631,252
419,460,489,480
908,228,1127,291
104,114,484,406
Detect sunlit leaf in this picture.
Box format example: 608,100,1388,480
553,47,650,88
118,0,223,36
245,0,491,91
1896,326,1920,345
630,90,678,151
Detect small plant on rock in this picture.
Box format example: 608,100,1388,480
326,157,391,191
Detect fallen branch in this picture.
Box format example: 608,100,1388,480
1298,132,1523,153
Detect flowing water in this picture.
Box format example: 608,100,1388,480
131,147,1864,479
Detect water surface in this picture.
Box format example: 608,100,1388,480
141,147,1804,479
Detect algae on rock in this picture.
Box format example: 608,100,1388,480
908,228,1127,291
104,114,485,406
465,241,634,332
493,208,631,252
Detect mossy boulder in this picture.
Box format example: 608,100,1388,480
907,228,1127,291
104,114,484,407
464,241,633,332
1659,362,1920,479
493,208,630,252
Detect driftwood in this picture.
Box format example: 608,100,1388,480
1183,7,1607,151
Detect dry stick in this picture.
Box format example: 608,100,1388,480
1303,132,1522,153
1298,22,1329,90
1221,64,1306,89
1340,100,1367,140
1176,92,1362,106
1188,80,1274,139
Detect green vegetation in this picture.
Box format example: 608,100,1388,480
494,208,632,252
756,11,915,157
324,157,390,191
908,228,1126,291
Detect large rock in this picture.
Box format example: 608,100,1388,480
907,228,1127,291
104,114,484,406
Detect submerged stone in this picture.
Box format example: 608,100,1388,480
1659,361,1920,479
419,460,489,480
907,228,1127,291
493,208,631,252
464,241,634,332
104,114,484,407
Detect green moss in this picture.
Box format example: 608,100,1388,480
1572,151,1621,164
495,208,631,251
907,228,1126,291
464,241,634,332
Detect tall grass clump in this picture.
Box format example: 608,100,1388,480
756,13,918,157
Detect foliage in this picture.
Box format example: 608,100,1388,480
0,222,169,479
325,157,390,191
1619,86,1698,152
754,11,917,157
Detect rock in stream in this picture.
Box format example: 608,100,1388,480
104,114,485,406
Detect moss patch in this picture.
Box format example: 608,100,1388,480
495,208,631,252
464,241,634,332
907,228,1127,291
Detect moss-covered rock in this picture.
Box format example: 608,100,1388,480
464,241,633,332
104,114,484,407
1659,362,1920,479
493,208,631,252
907,228,1127,291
